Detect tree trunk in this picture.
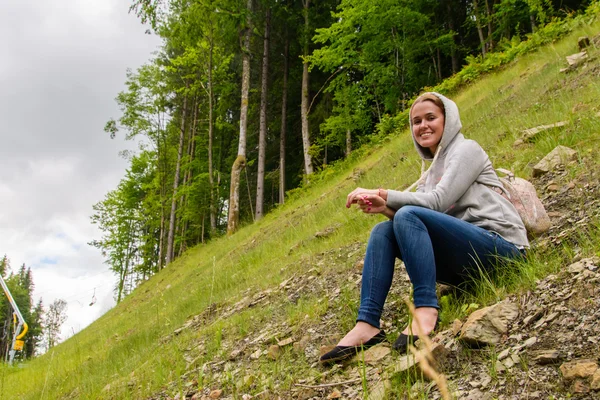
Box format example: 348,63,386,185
473,0,487,57
446,0,459,73
255,8,270,220
227,0,252,235
300,0,313,176
346,129,351,157
208,24,217,234
485,0,494,51
166,94,188,265
279,33,289,205
178,98,198,257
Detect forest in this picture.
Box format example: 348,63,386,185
92,0,591,302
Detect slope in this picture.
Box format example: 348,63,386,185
3,11,600,400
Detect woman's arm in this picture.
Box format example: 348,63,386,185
386,141,488,212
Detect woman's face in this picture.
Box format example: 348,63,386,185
411,100,445,155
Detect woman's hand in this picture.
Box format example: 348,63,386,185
346,188,379,208
356,194,387,214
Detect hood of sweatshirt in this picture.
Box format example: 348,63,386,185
409,92,463,161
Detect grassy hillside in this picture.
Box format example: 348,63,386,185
5,13,600,400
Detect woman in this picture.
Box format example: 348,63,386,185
320,92,528,365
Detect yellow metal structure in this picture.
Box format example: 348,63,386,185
1,275,27,364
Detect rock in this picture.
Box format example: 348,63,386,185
459,301,519,346
327,389,342,399
293,336,310,353
209,389,223,399
361,344,391,364
523,336,537,347
452,319,463,336
277,337,294,347
497,348,510,361
591,369,600,390
567,257,600,274
267,345,281,360
369,379,391,400
533,145,578,177
315,224,341,238
519,121,568,143
354,258,365,272
250,349,262,360
560,359,598,381
566,51,588,66
465,389,493,400
572,379,590,393
578,36,590,50
395,342,448,377
531,349,561,365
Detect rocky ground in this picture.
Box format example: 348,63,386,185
147,140,600,400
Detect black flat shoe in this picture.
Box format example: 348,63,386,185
393,319,440,351
319,330,387,365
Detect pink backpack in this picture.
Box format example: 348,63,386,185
495,169,551,236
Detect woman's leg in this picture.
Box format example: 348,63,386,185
393,206,522,334
338,221,400,346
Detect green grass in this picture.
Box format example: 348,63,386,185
5,11,600,400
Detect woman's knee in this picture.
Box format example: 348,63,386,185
370,220,394,239
393,205,423,224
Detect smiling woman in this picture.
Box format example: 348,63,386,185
321,92,530,365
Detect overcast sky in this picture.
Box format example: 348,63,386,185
0,0,160,342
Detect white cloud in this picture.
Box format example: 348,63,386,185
0,0,160,342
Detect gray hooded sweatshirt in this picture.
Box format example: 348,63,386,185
386,92,529,248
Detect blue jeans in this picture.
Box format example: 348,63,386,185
357,206,523,328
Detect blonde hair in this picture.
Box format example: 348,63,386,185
411,93,445,117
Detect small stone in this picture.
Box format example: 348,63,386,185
572,379,590,393
591,369,600,390
293,336,310,353
327,389,342,399
497,348,510,361
524,337,537,347
532,349,561,365
495,360,506,373
354,258,365,272
533,145,578,177
277,337,294,347
566,51,588,67
560,359,598,381
452,319,463,336
369,379,390,400
521,121,568,142
503,357,515,369
250,349,262,360
209,389,223,399
361,344,391,364
395,342,448,376
568,262,586,274
267,345,281,360
459,301,519,346
547,184,559,191
465,389,493,400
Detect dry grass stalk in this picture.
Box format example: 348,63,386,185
404,299,452,400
